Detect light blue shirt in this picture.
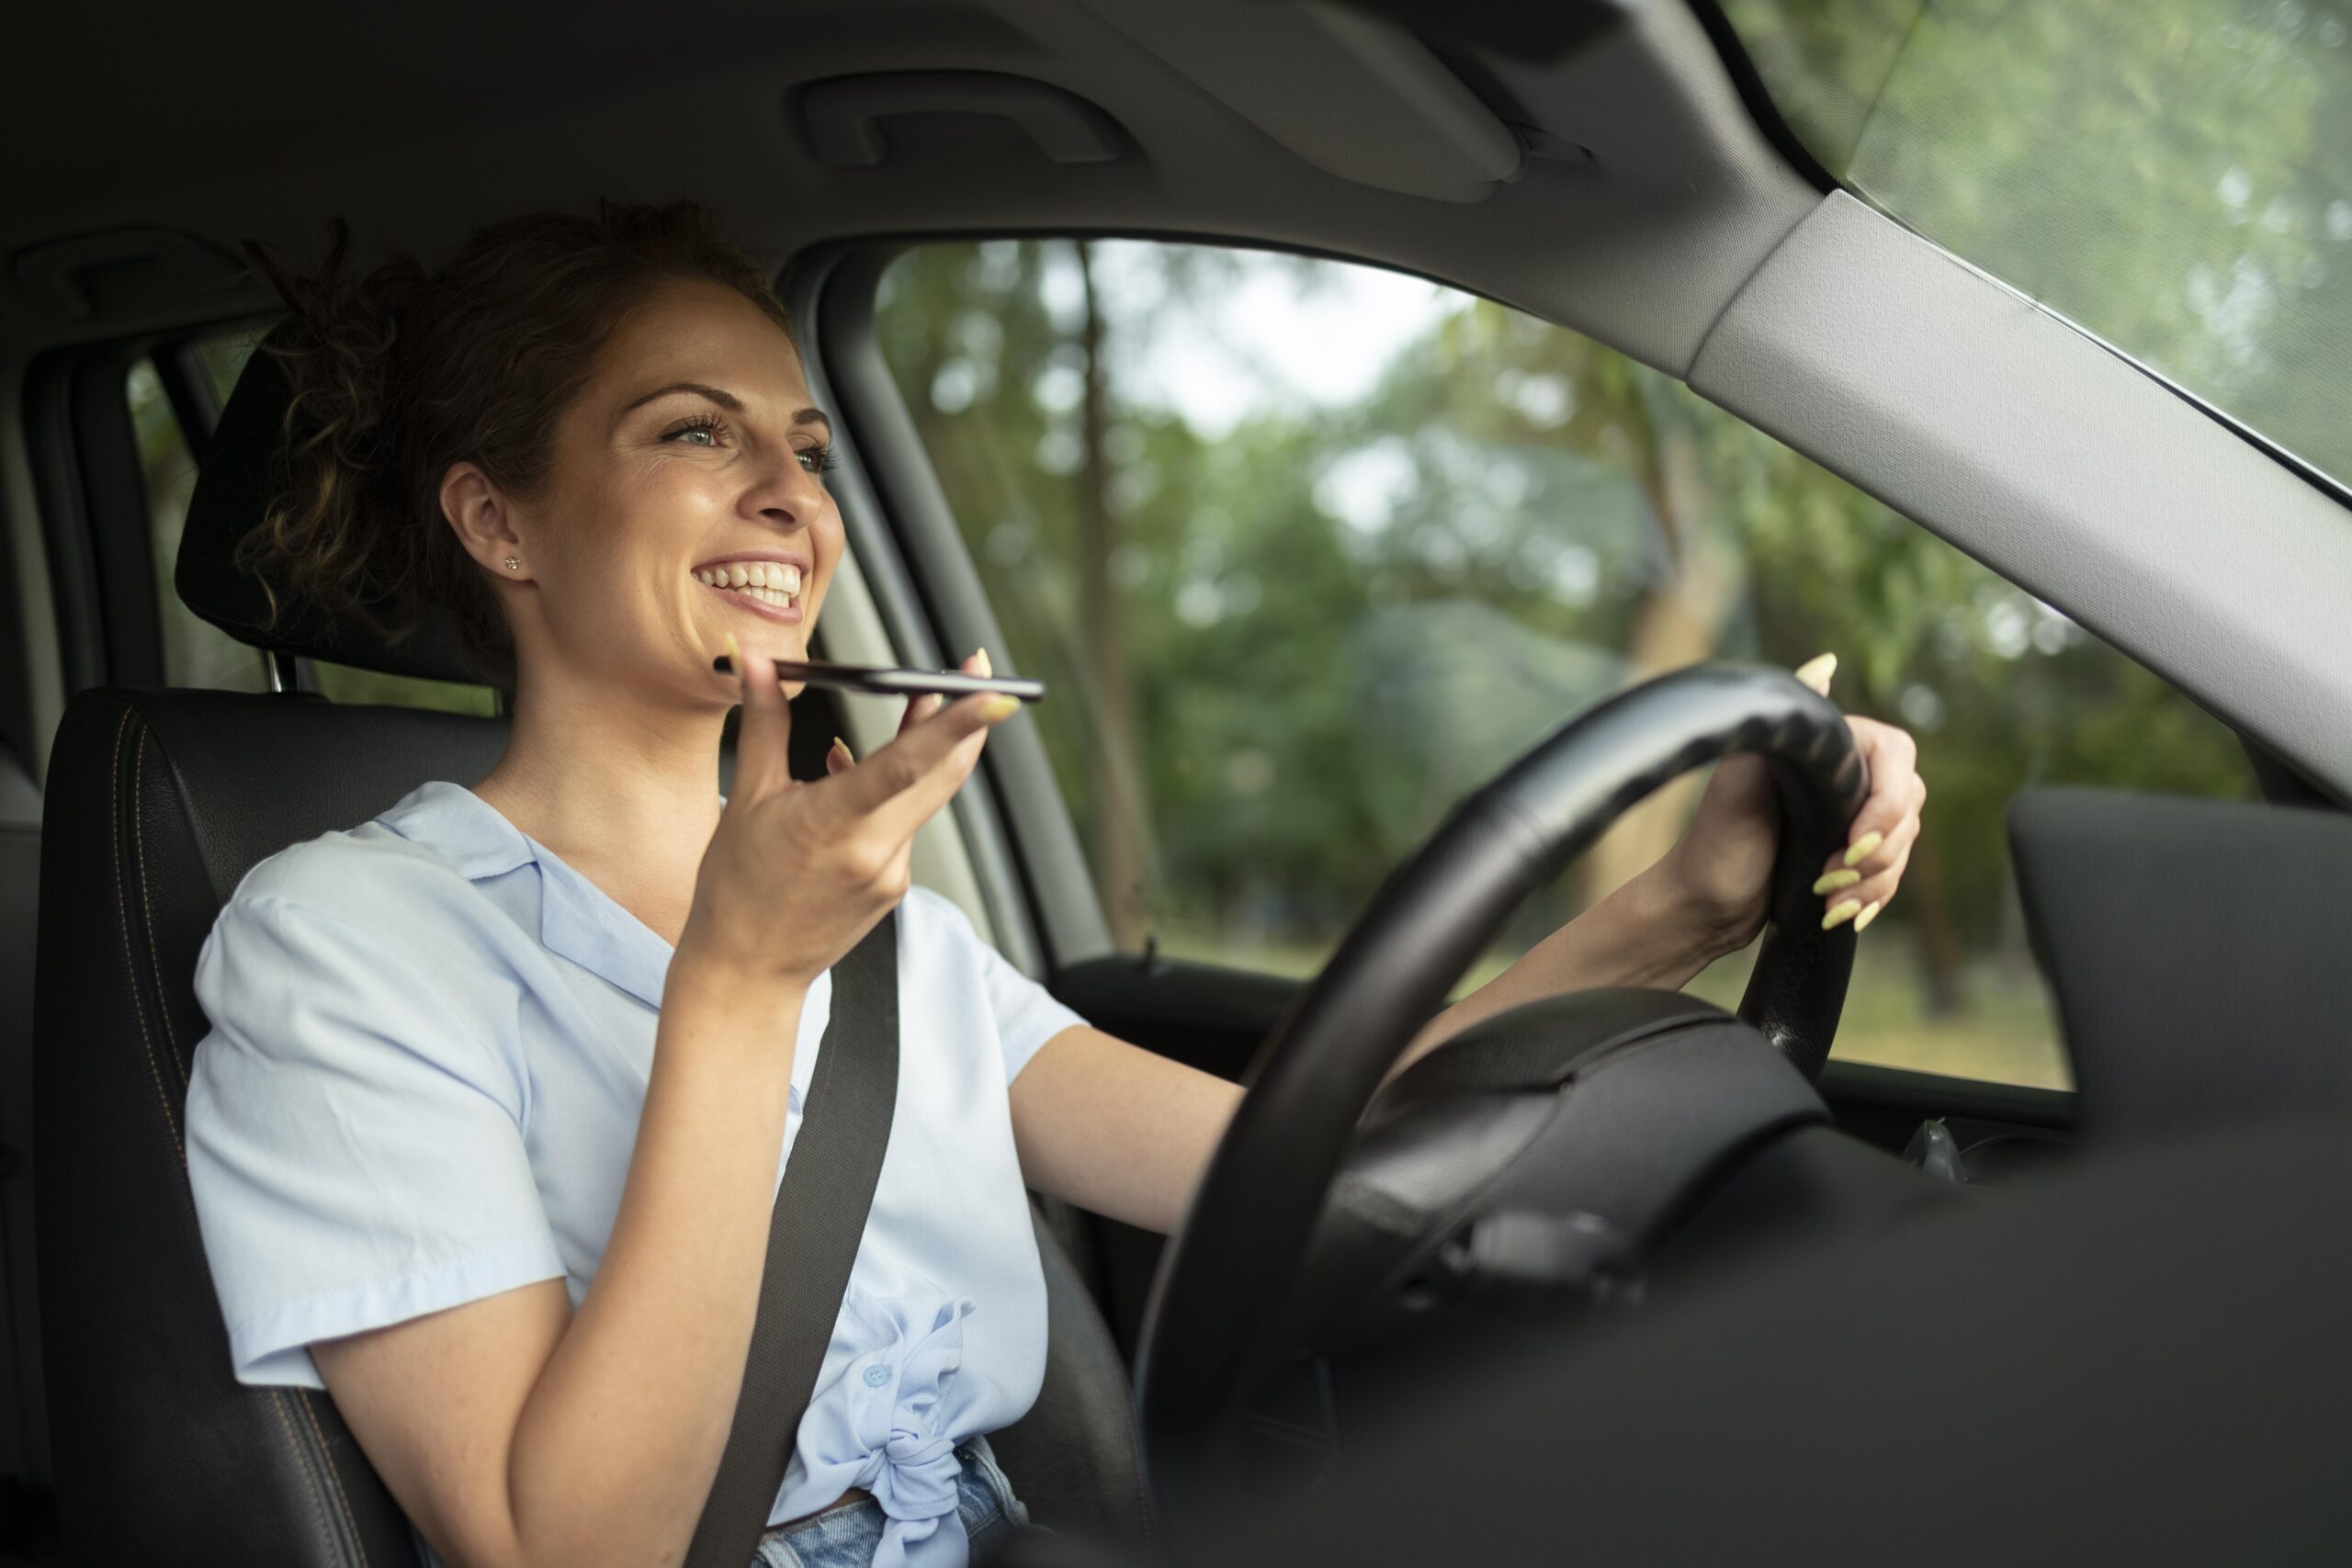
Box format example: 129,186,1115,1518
184,779,1089,1568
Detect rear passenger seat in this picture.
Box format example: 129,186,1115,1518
0,738,47,1529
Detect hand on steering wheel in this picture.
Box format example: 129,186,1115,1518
1661,652,1928,950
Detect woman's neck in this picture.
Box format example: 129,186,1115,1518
467,670,731,927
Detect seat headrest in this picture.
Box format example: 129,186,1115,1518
175,324,481,685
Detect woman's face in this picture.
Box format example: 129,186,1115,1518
511,278,843,709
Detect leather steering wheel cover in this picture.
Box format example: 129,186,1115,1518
1132,662,1869,1523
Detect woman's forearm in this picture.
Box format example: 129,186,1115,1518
1386,863,1728,1082
503,961,807,1568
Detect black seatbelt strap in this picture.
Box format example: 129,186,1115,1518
683,908,900,1568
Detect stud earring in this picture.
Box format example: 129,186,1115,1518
503,556,521,571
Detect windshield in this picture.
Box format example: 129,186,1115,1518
1722,0,2352,491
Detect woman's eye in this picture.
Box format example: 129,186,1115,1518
797,445,839,476
662,414,727,448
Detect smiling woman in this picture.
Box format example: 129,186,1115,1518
182,203,1050,1568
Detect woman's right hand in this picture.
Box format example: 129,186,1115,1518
677,637,1018,993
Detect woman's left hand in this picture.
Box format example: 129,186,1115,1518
1654,652,1928,957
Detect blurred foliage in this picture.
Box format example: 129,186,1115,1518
876,237,2258,1089
310,661,499,717
127,357,268,694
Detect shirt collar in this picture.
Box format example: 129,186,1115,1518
376,780,676,1010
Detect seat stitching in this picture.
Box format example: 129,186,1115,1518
115,711,350,1564
107,707,182,1158
266,1387,342,1566
297,1389,372,1567
132,725,190,1086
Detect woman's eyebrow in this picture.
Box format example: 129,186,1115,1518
619,380,742,420
615,381,832,434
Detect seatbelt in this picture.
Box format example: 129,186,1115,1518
683,908,900,1568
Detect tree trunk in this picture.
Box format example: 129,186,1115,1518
1578,420,1743,910
1903,829,1967,1016
1072,242,1157,948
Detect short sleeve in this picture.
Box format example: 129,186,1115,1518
904,886,1088,1085
185,889,565,1390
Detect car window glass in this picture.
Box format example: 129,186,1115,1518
128,355,267,693
139,328,498,717
872,240,2253,1091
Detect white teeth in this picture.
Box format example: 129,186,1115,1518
696,564,803,607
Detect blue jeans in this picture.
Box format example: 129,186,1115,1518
750,1437,1031,1567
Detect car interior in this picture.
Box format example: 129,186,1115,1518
6,1,2352,1563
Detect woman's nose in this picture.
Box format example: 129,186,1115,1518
744,455,823,529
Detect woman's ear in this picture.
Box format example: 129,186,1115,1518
440,459,527,579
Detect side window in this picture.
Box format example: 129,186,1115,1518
130,326,498,717
128,354,267,693
872,240,2254,1091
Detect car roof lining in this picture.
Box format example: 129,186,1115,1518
0,0,1815,369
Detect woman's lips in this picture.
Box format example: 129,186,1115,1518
705,581,804,624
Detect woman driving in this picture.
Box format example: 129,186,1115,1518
182,202,1927,1568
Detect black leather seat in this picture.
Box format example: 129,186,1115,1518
0,740,48,1520
31,333,1148,1562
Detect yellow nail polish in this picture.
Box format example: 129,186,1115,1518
831,735,854,761
972,647,993,678
724,630,743,668
1812,868,1861,895
1793,652,1837,694
1822,898,1862,931
1853,899,1884,933
1843,830,1884,868
980,694,1020,721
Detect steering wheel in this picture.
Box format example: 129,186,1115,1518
1131,662,1870,1524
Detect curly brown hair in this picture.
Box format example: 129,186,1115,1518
235,200,796,694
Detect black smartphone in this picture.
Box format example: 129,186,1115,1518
712,654,1046,703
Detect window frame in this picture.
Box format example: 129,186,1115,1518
791,242,1100,984
23,311,285,706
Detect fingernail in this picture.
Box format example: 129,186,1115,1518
831,735,854,762
1793,652,1837,694
1811,868,1861,895
972,647,993,678
1853,899,1884,933
1822,898,1862,931
724,630,744,669
1844,830,1884,868
980,694,1020,721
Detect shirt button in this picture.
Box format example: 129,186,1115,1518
863,1365,890,1388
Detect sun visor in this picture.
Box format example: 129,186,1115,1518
1078,0,1526,202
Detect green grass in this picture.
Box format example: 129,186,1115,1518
1153,920,2075,1091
